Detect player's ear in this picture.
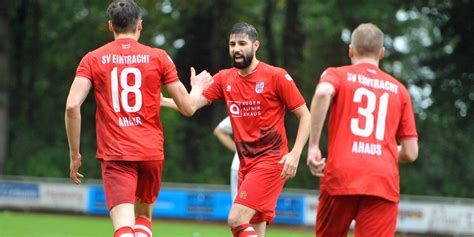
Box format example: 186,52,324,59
136,19,143,32
379,47,385,60
108,20,114,33
349,44,354,58
254,40,260,51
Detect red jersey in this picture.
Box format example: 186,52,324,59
203,62,306,173
75,38,179,161
319,63,418,202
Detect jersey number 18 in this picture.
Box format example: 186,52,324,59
111,67,143,113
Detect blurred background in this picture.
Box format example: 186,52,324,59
0,0,474,237
0,0,473,235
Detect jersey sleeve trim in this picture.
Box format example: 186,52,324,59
289,102,307,112
397,134,418,140
75,74,93,81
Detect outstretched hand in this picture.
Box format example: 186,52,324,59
307,147,326,177
190,67,213,90
69,153,84,184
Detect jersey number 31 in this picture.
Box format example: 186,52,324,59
350,88,389,141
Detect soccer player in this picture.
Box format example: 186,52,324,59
214,116,240,201
191,22,311,237
65,1,212,237
307,23,419,237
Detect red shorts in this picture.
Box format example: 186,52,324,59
101,160,164,210
235,166,285,224
316,191,398,237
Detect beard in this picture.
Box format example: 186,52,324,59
232,51,254,69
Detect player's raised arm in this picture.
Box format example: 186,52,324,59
65,76,91,184
164,67,212,117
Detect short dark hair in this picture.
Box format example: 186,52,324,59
230,22,258,42
107,0,141,33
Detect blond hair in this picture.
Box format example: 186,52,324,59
351,23,384,58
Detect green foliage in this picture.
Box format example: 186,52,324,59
2,0,473,198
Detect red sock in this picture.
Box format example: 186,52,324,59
114,226,134,237
134,217,152,237
231,223,258,237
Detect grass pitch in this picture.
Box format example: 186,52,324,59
0,211,315,237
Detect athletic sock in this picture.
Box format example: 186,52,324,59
134,217,153,237
114,226,134,237
231,223,258,237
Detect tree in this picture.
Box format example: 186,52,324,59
0,1,9,173
397,0,474,197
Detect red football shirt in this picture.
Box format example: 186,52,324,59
203,62,306,172
319,63,418,202
75,38,179,161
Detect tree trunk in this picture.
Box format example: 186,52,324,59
0,1,9,173
282,0,304,73
263,0,277,65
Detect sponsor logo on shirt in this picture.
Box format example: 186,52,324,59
228,101,242,117
255,81,265,94
285,74,293,81
122,43,131,49
228,101,262,118
226,85,232,92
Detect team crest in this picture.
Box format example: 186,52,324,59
255,81,265,94
239,191,247,199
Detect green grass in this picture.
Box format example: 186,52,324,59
0,211,315,237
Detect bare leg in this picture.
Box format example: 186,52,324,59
135,201,154,219
228,203,257,227
110,203,135,230
228,203,261,236
252,222,266,237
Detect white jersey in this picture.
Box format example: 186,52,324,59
217,117,240,171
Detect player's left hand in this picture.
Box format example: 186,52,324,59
278,151,300,180
69,153,84,185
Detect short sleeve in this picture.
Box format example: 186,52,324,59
275,70,305,111
318,67,341,93
75,52,93,81
396,90,418,139
203,71,225,103
159,50,179,85
217,117,233,134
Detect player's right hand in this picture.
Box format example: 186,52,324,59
69,153,84,184
307,146,326,177
190,67,213,90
